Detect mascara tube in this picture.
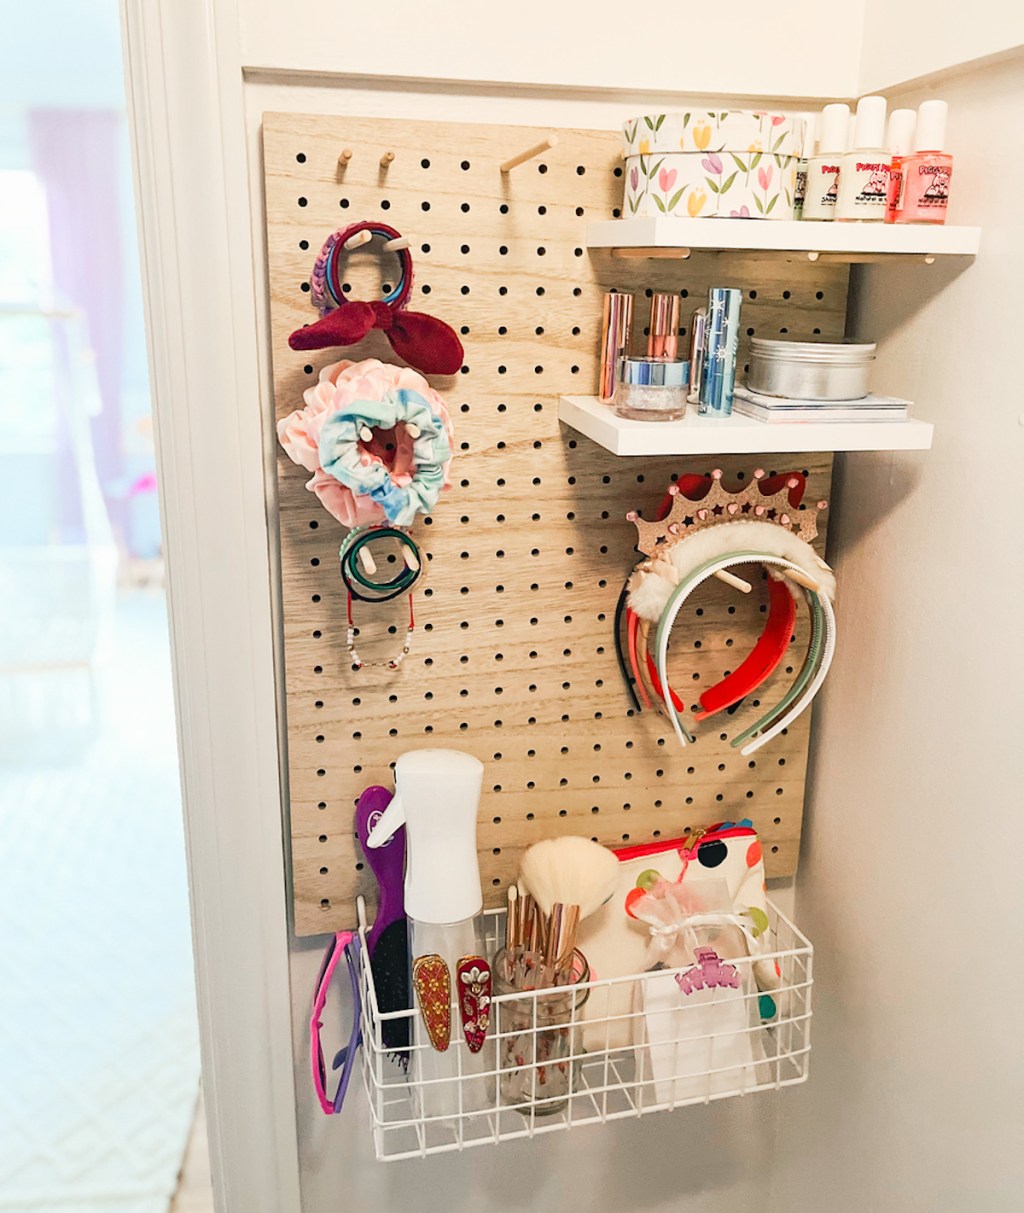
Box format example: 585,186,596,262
698,288,742,417
599,291,634,402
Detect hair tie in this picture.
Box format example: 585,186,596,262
340,526,422,602
289,223,464,376
277,358,455,529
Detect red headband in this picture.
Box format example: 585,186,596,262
288,222,464,377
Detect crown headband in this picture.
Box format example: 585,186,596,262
288,223,464,377
620,470,837,751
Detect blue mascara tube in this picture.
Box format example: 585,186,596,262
698,288,742,417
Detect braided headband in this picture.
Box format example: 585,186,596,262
288,222,464,376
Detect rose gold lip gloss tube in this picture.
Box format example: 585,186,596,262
647,292,680,359
598,291,634,402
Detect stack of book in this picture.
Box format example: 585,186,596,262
733,384,911,424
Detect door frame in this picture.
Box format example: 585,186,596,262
120,1,302,1208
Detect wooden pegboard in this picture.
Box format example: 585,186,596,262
262,113,845,936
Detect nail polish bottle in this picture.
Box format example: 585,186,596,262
884,109,917,223
895,100,953,225
837,96,890,221
793,113,818,220
801,103,849,221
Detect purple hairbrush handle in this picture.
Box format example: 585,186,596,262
355,786,405,955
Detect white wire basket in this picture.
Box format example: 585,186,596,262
356,899,812,1161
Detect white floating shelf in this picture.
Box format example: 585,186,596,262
587,217,980,259
559,395,934,456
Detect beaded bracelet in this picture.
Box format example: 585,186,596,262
346,593,415,672
339,526,422,672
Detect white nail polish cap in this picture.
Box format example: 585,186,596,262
886,109,917,156
914,100,948,152
852,95,887,149
818,104,850,154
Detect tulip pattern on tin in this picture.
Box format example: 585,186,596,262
621,110,800,220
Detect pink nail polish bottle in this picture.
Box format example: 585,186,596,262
884,109,916,224
895,100,953,225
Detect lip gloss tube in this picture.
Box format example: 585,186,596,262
599,291,634,402
687,307,707,405
647,292,680,359
698,288,742,417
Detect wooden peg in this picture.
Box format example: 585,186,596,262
358,546,377,576
384,235,410,251
783,568,821,593
344,229,373,252
337,148,353,169
714,570,753,594
379,150,396,168
402,546,420,573
807,251,821,262
500,135,558,173
923,255,936,265
611,247,691,260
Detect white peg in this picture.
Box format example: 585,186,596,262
384,235,411,251
359,425,373,442
358,546,377,576
344,230,373,251
500,135,558,173
405,422,421,439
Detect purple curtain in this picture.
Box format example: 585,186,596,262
29,109,125,544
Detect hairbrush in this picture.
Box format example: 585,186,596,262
355,785,410,1066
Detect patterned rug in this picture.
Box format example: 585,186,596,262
0,593,200,1212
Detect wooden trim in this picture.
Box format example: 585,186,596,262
120,1,302,1209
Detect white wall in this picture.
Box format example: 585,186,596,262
774,51,1024,1212
239,0,864,100
860,0,1024,91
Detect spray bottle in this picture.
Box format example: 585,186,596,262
367,748,493,1119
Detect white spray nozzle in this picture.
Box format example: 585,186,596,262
366,794,405,848
369,749,485,924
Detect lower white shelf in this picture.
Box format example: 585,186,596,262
358,902,811,1161
559,395,935,456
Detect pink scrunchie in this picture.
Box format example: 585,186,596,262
277,358,455,527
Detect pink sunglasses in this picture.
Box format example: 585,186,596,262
309,931,363,1115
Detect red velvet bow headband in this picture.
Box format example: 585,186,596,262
288,222,464,377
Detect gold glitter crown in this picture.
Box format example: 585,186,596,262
626,468,828,558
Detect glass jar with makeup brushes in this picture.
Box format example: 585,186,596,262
493,949,590,1115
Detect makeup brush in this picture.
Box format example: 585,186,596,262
518,836,619,922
